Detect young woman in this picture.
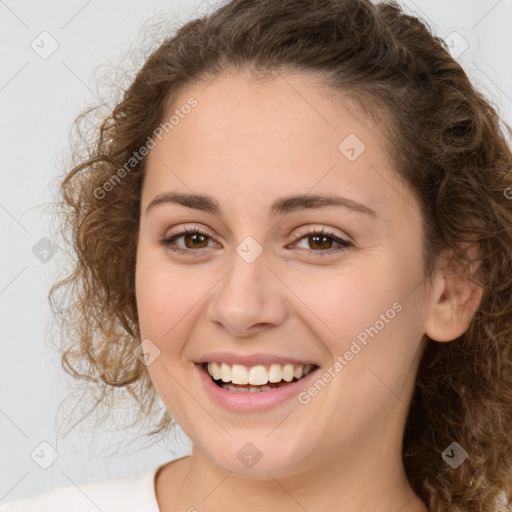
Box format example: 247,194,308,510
3,0,511,510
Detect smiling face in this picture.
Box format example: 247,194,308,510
135,69,432,479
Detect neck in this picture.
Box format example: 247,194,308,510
156,430,428,512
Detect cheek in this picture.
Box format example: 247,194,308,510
135,258,199,418
290,261,402,350
297,255,425,382
136,232,188,312
331,294,425,418
135,247,197,356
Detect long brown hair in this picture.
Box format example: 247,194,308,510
48,1,512,509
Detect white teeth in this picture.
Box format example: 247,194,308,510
211,362,221,380
282,364,294,382
268,364,283,383
248,365,268,385
206,361,315,385
223,384,273,393
220,363,231,382
231,364,249,385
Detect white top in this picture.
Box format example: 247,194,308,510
0,461,172,512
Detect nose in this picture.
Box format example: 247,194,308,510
206,247,288,338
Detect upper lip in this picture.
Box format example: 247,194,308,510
195,352,319,367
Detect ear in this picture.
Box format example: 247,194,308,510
424,245,484,343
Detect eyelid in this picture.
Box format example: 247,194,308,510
160,223,354,259
163,223,216,239
292,224,352,243
163,223,350,244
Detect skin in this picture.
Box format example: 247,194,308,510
135,69,482,512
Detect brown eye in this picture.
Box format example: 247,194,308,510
292,228,352,257
308,233,335,250
182,231,209,249
160,228,214,253
160,226,352,257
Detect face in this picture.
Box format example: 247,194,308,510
135,69,431,478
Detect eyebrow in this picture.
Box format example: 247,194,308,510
145,192,377,218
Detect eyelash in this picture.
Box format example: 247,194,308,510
159,226,353,257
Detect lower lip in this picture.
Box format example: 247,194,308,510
196,363,319,412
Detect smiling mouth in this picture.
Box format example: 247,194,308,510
203,361,318,393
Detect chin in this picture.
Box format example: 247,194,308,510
198,436,312,479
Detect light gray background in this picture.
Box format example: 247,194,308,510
1,0,511,503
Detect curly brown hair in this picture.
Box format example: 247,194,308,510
47,0,512,510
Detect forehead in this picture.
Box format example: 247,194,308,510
141,70,418,225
